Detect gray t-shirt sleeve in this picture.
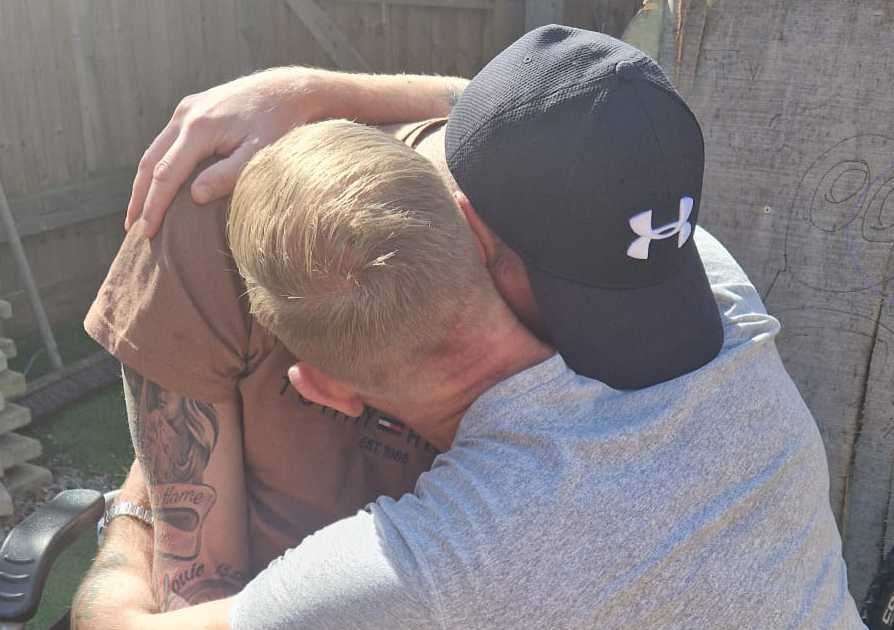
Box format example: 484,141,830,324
230,507,441,629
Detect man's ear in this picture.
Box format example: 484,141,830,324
288,363,365,418
454,191,499,267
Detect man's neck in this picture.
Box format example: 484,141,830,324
368,308,555,451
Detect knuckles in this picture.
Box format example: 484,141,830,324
174,94,197,117
182,113,213,135
152,159,174,183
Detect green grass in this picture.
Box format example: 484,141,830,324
21,384,132,629
26,384,133,479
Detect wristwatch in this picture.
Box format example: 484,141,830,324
97,499,154,545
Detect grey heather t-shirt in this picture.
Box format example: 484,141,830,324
231,229,864,629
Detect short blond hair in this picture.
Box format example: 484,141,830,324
228,120,489,387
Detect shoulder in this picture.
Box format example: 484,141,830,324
150,163,231,262
85,164,252,403
378,119,448,148
695,228,781,346
694,227,754,289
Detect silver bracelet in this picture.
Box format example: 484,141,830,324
104,500,154,528
97,500,154,546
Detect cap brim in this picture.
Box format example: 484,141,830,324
528,241,724,390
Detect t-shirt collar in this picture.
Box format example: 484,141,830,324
460,353,572,428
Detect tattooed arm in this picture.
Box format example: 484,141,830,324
123,366,250,611
72,368,250,628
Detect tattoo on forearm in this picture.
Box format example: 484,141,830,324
132,380,218,485
122,367,228,609
160,562,247,610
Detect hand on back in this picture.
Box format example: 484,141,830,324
126,67,318,237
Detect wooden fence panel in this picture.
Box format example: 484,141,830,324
0,0,636,335
646,0,894,597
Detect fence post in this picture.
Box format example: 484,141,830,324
0,179,63,372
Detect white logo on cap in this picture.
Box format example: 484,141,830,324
626,196,694,261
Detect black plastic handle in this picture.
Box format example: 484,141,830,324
0,489,104,623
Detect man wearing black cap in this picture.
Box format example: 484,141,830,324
119,27,863,630
444,25,723,388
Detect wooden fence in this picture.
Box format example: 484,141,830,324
638,0,894,597
0,0,640,337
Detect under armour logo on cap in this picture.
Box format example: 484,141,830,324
626,196,694,261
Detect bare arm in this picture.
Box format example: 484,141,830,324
126,67,468,235
72,368,250,628
127,596,234,630
71,460,155,629
124,366,249,611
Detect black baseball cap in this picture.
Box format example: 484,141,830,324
446,25,723,389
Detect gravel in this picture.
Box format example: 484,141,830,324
0,457,119,540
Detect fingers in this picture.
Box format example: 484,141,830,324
190,142,257,205
137,130,216,239
125,124,177,232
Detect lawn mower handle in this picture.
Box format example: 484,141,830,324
0,489,104,629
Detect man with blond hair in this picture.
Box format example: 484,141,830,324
230,121,488,393
231,120,535,448
80,27,862,629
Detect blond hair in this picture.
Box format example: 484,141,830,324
228,120,489,387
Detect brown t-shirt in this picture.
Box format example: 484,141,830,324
85,119,448,574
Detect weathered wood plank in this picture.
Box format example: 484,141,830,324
68,0,104,175
487,0,525,60
0,1,28,198
386,3,411,71
662,0,894,598
0,214,123,338
343,0,497,8
181,0,209,92
330,1,390,71
116,0,157,151
26,0,71,189
431,5,459,74
5,0,49,196
283,0,372,71
49,0,89,186
405,4,437,73
0,169,132,244
455,4,488,75
199,0,239,88
525,0,564,30
564,0,642,37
